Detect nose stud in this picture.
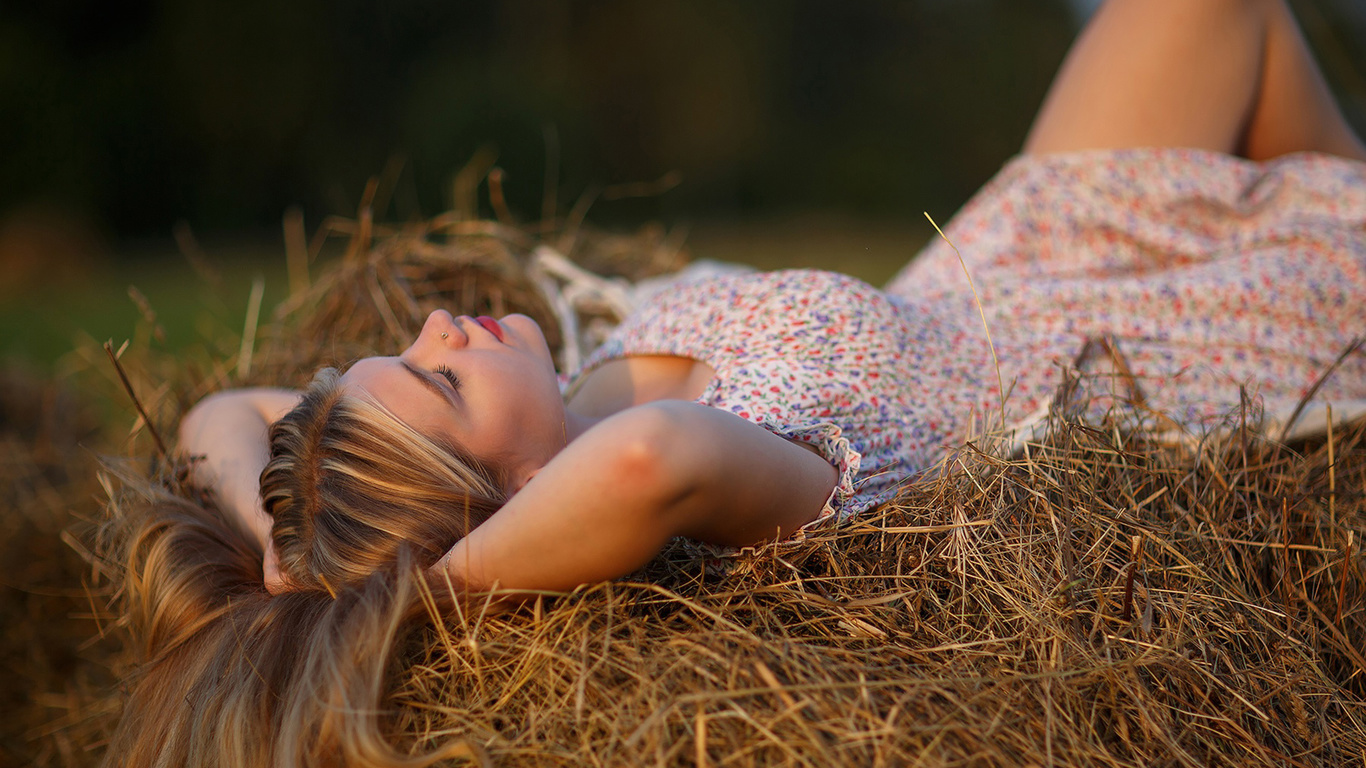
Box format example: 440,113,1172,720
441,332,449,339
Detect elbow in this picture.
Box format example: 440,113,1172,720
177,391,240,452
177,396,217,450
607,414,679,496
177,389,299,448
603,404,697,522
179,390,235,429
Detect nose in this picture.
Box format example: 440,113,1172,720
418,309,468,347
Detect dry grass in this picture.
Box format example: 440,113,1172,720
387,418,1366,767
0,369,121,766
2,195,1364,766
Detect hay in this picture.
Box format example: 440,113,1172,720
0,368,120,767
247,213,687,387
6,195,1366,766
384,420,1366,767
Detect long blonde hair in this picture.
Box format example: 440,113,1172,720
99,367,506,766
262,367,507,592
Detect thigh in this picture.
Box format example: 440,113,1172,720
1240,0,1366,161
1023,0,1266,156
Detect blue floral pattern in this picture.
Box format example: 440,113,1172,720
564,148,1366,528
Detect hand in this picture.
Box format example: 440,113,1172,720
263,539,292,595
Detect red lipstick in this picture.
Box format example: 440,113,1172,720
475,316,505,342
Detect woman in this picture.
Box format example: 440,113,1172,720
183,0,1366,597
119,0,1366,763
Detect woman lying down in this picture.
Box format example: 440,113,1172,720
109,0,1366,765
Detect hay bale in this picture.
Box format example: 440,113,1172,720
0,367,121,768
384,419,1366,766
249,217,687,388
51,209,1366,766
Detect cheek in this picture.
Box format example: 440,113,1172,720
504,370,563,433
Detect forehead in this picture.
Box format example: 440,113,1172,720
339,356,403,392
343,356,396,378
339,357,446,431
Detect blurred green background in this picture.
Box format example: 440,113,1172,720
2,0,1365,371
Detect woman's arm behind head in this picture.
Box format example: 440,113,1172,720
177,387,301,553
441,400,837,598
100,361,510,766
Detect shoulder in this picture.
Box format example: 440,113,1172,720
626,268,881,315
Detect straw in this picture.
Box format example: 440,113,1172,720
6,186,1365,766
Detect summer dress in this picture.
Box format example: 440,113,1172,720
564,148,1366,525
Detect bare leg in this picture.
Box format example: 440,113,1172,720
1023,0,1366,161
1242,0,1366,160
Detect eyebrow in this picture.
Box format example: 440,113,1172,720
400,361,458,410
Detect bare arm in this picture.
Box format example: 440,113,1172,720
178,389,301,577
440,400,839,595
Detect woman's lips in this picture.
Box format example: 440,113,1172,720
475,315,505,342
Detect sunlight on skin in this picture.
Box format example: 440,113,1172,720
339,310,598,495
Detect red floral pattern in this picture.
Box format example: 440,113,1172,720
566,148,1366,525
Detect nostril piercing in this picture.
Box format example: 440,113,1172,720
441,332,448,339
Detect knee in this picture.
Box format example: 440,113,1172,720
1207,0,1274,22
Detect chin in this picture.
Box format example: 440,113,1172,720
499,313,538,334
502,314,550,348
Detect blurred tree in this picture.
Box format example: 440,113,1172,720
0,0,1361,249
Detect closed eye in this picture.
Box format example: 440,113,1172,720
435,364,462,392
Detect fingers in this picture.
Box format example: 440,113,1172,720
263,541,292,595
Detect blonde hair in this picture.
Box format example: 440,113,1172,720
99,367,507,766
262,367,507,591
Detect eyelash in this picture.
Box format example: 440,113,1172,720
434,365,461,392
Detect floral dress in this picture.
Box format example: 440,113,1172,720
564,148,1366,524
